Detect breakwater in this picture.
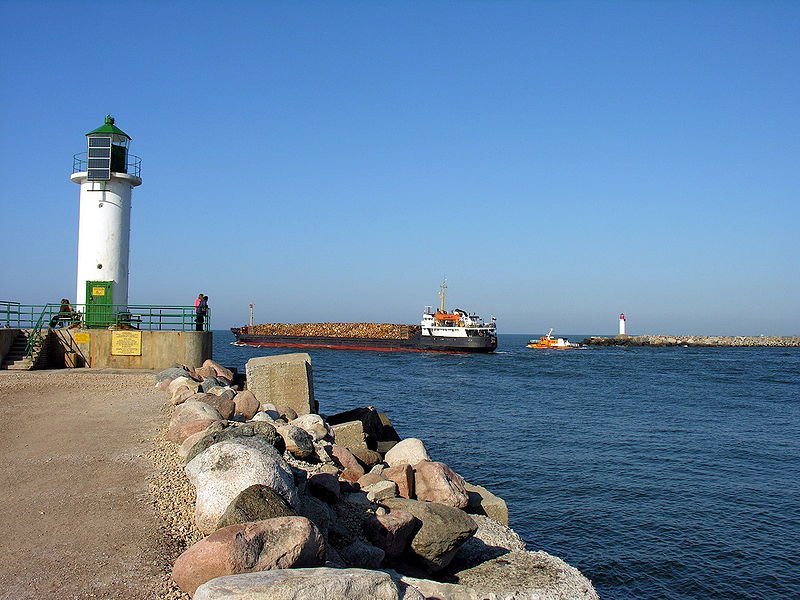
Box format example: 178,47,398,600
156,353,598,599
583,335,800,347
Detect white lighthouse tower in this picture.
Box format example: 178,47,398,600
619,313,627,336
71,116,141,325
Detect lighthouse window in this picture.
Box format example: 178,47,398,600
88,158,110,169
88,136,112,148
88,147,111,158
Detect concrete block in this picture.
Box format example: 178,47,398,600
245,353,317,416
331,421,367,450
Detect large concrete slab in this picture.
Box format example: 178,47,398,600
245,353,317,416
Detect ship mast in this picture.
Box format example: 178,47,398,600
438,279,447,312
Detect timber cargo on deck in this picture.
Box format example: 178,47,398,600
232,282,497,354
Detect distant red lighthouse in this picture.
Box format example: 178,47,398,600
619,313,627,336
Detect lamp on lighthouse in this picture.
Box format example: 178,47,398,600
86,115,131,180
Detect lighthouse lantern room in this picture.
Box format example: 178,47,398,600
71,116,142,326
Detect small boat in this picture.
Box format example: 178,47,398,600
527,328,582,350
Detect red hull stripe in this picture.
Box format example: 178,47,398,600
233,341,467,355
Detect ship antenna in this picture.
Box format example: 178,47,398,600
438,278,447,312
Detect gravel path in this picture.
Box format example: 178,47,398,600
0,369,194,600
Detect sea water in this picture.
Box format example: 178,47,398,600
214,331,800,599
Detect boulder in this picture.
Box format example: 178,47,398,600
351,447,383,468
338,539,385,569
154,366,190,384
381,498,477,573
185,439,298,534
307,472,341,503
464,481,509,525
259,403,281,420
193,567,425,600
195,393,235,420
384,438,430,468
357,471,385,489
168,376,200,399
194,365,217,379
364,479,398,502
329,444,365,482
233,390,260,420
251,411,275,422
296,493,336,539
170,400,224,429
245,353,317,417
203,358,234,382
291,413,329,441
169,419,221,445
172,517,325,596
384,464,414,499
178,422,226,459
450,550,599,600
201,377,225,392
184,421,284,464
216,484,296,529
171,385,198,406
365,509,419,559
278,425,315,460
413,460,469,509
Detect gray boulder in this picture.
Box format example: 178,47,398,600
193,567,425,600
216,484,296,529
184,421,284,464
382,498,477,573
185,439,299,534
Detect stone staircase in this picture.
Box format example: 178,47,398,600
1,329,47,370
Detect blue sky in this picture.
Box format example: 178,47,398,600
1,1,798,334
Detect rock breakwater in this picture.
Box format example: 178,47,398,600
154,353,598,599
583,335,800,347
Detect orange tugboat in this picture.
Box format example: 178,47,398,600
527,328,582,350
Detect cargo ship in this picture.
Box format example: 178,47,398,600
231,282,497,353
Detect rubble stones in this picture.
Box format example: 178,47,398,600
332,420,367,450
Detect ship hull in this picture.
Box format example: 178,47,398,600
231,330,497,354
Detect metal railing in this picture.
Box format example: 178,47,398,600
1,302,209,333
72,152,142,178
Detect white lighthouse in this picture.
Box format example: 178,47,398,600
71,116,141,324
619,313,627,336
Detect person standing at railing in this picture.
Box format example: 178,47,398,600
196,294,208,331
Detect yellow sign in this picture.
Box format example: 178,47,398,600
73,332,90,344
111,331,142,356
92,287,106,296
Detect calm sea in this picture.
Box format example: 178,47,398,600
213,330,800,600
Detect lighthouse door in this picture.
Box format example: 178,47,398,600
85,281,114,328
